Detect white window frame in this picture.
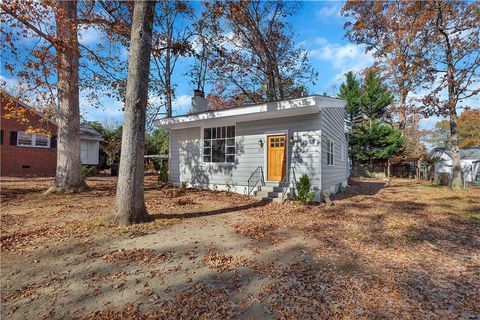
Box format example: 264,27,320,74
17,131,50,148
201,124,236,165
326,139,334,166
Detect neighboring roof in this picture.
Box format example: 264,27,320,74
1,90,57,127
80,123,104,141
431,147,480,160
154,95,346,129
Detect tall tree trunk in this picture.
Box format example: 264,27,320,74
165,50,172,118
112,0,155,225
398,92,407,133
449,107,462,189
435,1,462,189
48,0,86,194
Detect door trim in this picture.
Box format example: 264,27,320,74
263,129,289,183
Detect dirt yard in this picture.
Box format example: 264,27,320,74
1,177,479,319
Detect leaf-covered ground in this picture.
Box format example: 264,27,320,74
1,177,479,319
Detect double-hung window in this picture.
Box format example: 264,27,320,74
326,139,334,166
17,131,50,148
203,125,235,163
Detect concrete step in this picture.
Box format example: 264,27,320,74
253,192,292,202
257,185,286,193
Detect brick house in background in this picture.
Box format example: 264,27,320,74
1,91,58,176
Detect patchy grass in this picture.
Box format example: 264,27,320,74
1,177,479,319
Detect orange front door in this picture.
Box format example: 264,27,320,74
267,134,287,181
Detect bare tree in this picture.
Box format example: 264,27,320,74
150,1,193,119
421,0,479,189
203,0,316,106
111,0,155,225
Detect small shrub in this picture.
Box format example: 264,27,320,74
296,174,315,204
81,165,94,178
181,181,188,189
157,163,169,185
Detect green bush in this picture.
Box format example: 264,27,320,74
296,174,315,204
81,165,94,178
157,163,169,185
181,181,188,189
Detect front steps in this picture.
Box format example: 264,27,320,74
252,183,293,202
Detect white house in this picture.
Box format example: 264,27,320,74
80,123,103,166
154,93,348,202
430,147,480,184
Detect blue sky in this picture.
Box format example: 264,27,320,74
2,1,476,130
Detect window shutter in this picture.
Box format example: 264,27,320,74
50,135,57,148
0,130,3,145
10,131,17,146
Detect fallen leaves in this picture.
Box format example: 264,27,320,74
202,249,252,272
103,248,173,265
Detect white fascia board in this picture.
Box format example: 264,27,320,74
154,95,345,129
80,135,104,142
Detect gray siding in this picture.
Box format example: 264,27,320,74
320,107,347,191
169,113,322,193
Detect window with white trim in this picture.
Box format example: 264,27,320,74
17,131,50,148
203,125,235,163
326,139,334,165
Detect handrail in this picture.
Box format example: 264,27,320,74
247,166,265,195
281,166,297,202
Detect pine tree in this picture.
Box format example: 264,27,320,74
350,120,404,165
338,71,362,128
359,70,394,126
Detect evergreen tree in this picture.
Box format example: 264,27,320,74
338,71,362,128
350,120,404,165
359,70,394,125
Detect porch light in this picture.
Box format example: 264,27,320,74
258,139,264,148
289,136,295,145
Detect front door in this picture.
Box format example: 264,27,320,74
267,134,287,181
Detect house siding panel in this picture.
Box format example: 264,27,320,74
320,107,348,193
169,113,322,194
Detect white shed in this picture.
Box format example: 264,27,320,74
80,123,103,166
430,147,480,183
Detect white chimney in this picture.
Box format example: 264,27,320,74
191,89,208,113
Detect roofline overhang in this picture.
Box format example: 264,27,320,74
154,95,345,129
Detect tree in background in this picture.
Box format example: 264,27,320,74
1,0,131,192
424,120,451,148
338,69,401,171
343,0,430,133
202,0,317,107
420,0,479,189
89,121,122,168
145,128,169,155
358,69,394,127
338,71,362,129
2,1,86,193
350,120,404,165
458,110,480,148
112,0,155,225
150,0,194,119
425,110,480,149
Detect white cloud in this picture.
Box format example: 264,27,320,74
309,37,374,74
78,26,102,45
0,75,21,93
172,94,191,115
80,89,124,123
315,3,343,20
